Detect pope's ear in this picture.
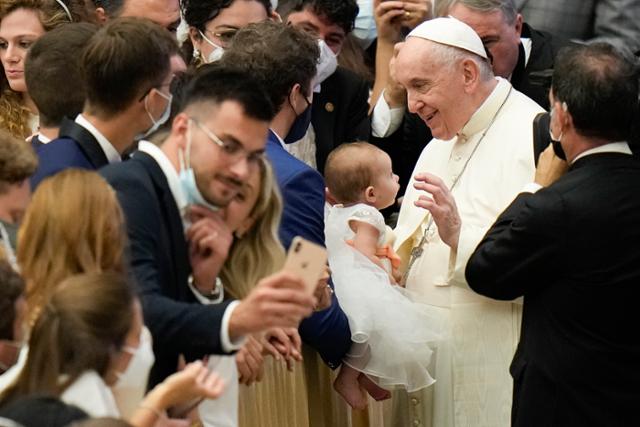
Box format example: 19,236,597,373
461,58,481,91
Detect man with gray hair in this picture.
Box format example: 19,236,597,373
370,0,567,205
387,16,544,427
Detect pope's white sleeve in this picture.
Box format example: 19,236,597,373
448,222,489,290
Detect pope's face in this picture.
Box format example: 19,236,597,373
395,38,470,140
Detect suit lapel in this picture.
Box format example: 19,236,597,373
59,118,110,168
136,152,190,286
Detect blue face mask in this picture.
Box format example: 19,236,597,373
352,0,377,50
178,123,219,213
284,95,313,144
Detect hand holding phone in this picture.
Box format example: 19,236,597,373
283,237,328,295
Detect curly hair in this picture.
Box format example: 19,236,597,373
291,0,358,34
180,0,271,64
0,128,37,193
0,0,73,138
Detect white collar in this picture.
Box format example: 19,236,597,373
271,129,287,149
75,114,121,164
572,141,632,164
521,37,532,69
457,77,512,139
138,141,187,217
37,133,51,144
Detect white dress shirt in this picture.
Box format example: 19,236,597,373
61,370,120,417
137,141,243,353
75,114,122,164
137,141,241,427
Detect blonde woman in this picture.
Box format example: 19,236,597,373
0,0,72,138
17,168,125,325
194,159,330,427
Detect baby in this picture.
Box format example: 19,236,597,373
324,142,444,409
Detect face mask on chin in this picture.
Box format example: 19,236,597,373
198,30,225,63
112,327,155,419
135,89,173,141
178,122,220,219
549,104,567,160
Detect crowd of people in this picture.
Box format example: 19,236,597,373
0,0,639,426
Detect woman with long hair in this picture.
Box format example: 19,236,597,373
0,0,75,138
194,159,327,427
181,0,273,66
17,168,125,326
0,271,225,426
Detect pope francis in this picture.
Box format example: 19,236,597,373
387,17,544,427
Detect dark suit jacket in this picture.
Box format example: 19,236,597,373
312,66,370,174
31,118,109,189
371,23,567,194
265,131,351,369
466,153,640,426
101,152,232,387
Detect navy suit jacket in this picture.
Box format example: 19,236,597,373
265,130,351,369
101,152,232,387
31,118,110,189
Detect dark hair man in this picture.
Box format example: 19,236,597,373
467,43,640,426
101,62,316,388
31,18,179,189
221,20,356,409
278,0,371,174
25,23,99,146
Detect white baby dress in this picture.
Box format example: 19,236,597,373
325,203,445,392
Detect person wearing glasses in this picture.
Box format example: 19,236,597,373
30,17,178,189
100,63,316,397
181,0,275,66
220,21,354,424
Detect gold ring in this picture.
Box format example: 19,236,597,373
405,11,411,18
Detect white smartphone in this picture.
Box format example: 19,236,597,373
283,236,327,295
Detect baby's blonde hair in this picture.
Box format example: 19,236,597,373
324,142,385,205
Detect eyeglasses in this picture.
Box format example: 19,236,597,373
190,118,265,167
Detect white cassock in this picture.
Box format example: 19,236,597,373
388,78,544,427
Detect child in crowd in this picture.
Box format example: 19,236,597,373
324,142,445,409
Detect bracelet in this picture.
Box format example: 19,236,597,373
189,275,224,303
138,404,165,420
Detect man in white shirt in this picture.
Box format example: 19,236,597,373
31,18,178,188
101,64,316,389
386,17,543,426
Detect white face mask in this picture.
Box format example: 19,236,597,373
198,30,225,63
135,89,173,141
314,39,338,91
112,327,155,419
352,0,377,49
178,122,220,221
